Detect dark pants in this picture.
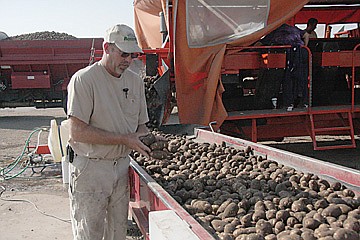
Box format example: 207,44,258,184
283,46,309,107
255,69,284,109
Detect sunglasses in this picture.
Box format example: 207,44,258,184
120,52,139,59
113,47,139,59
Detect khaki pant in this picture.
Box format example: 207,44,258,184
69,155,130,240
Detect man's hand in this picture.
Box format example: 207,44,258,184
124,132,151,158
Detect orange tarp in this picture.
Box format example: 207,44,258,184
134,0,309,129
134,0,166,49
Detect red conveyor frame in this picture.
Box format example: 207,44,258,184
128,128,360,239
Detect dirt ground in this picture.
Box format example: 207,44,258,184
0,107,142,240
0,107,359,239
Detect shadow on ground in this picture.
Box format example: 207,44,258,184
264,138,360,170
0,116,66,131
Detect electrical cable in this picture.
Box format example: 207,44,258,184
0,186,71,224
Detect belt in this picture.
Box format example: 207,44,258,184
75,154,128,162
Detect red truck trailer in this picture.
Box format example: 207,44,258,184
0,38,103,109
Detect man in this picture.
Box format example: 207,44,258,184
67,24,150,240
254,21,317,111
303,18,318,46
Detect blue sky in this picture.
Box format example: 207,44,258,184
0,0,134,38
1,1,357,39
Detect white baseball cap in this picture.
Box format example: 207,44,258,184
104,24,143,53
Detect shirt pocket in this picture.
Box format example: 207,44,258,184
123,92,141,117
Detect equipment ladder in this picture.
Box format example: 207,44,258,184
89,39,103,65
309,110,356,150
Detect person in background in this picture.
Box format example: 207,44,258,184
303,18,318,46
254,22,315,111
66,24,150,240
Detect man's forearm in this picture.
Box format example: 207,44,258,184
69,116,127,145
68,116,151,156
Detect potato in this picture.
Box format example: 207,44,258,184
343,217,360,232
150,140,168,150
211,219,227,232
286,217,299,227
314,224,335,238
303,217,321,229
342,189,355,198
145,164,162,173
333,228,359,240
277,230,302,240
291,211,305,223
223,202,239,218
214,199,232,214
308,179,319,192
223,223,236,233
255,219,273,235
314,199,329,210
219,232,234,240
264,234,277,240
331,181,342,191
140,133,156,146
245,233,265,240
321,204,342,218
301,231,316,240
266,209,277,220
276,210,290,222
150,150,168,160
191,200,212,214
291,198,307,212
279,197,293,209
313,212,326,224
252,210,266,222
240,213,253,227
274,221,285,234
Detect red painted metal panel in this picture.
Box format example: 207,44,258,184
223,52,261,70
292,6,360,24
27,144,51,154
224,106,360,141
313,51,360,67
11,72,50,89
222,51,287,71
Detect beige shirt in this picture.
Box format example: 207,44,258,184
67,62,149,159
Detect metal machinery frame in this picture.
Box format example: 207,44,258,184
220,41,359,150
148,2,360,150
128,128,360,239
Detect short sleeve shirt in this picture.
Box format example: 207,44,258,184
67,62,149,159
260,24,305,46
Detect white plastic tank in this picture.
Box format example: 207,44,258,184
48,119,70,185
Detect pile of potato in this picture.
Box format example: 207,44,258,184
133,132,360,240
3,31,77,40
143,76,177,129
143,76,162,128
